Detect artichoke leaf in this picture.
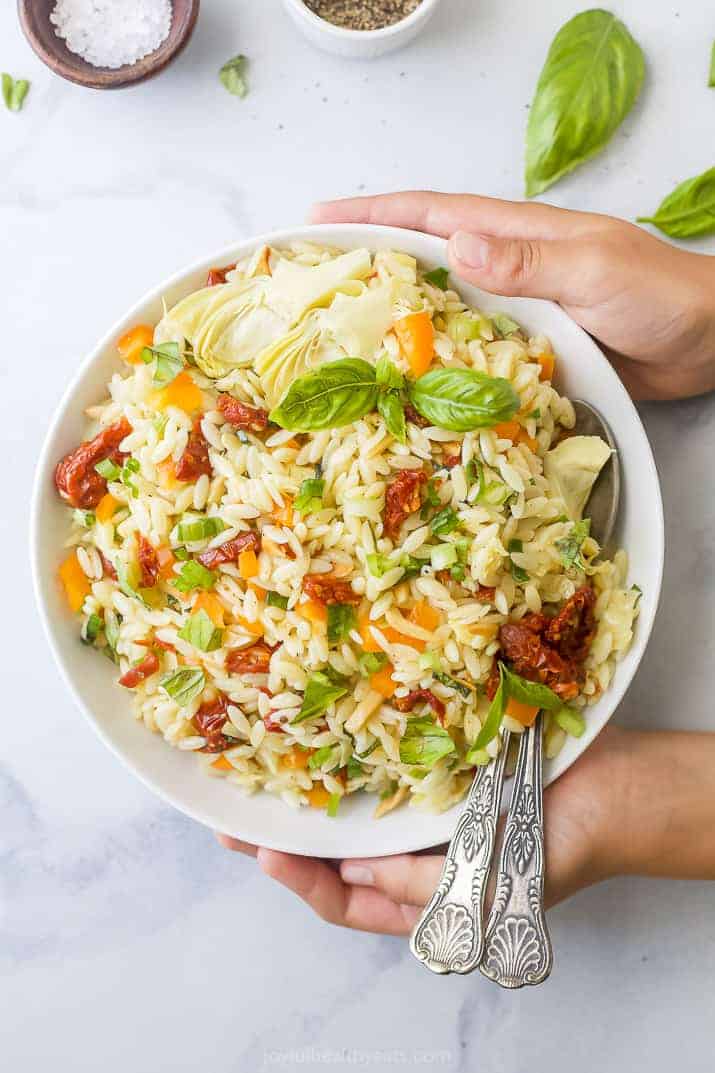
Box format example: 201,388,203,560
544,435,612,520
254,311,325,408
320,282,394,360
268,248,372,323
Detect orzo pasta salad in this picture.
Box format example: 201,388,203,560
55,243,640,817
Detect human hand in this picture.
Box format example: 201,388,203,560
311,191,715,402
218,726,632,936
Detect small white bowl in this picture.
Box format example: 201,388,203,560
282,0,441,58
31,224,664,859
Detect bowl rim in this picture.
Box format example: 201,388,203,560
282,0,441,40
30,223,664,856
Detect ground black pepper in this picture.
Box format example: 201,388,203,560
304,0,421,31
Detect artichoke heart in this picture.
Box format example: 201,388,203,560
320,282,394,360
268,247,372,322
544,435,612,520
254,311,325,409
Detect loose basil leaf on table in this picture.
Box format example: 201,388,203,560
637,167,715,238
377,391,407,443
408,368,520,432
219,54,249,98
525,10,645,197
270,358,379,431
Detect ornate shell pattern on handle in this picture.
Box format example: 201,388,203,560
480,715,553,989
410,736,510,975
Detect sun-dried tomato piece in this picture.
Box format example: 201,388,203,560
226,641,277,675
498,622,581,697
119,652,160,689
486,659,502,701
383,469,428,540
137,636,176,653
99,551,117,580
404,404,429,429
217,393,269,432
197,531,260,570
206,263,236,287
54,419,132,509
393,688,447,723
543,587,597,663
194,695,235,753
475,585,496,604
302,574,360,606
136,534,160,588
174,419,212,482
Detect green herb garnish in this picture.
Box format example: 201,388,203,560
327,603,357,645
556,518,591,570
424,267,449,290
308,745,337,770
2,73,30,112
81,613,102,645
430,506,459,537
358,651,389,677
160,667,206,707
294,477,325,515
434,671,475,699
292,671,349,724
266,591,289,610
175,516,227,543
73,509,96,528
141,341,185,387
420,477,441,519
399,716,456,769
219,54,249,98
270,358,379,432
95,458,121,481
173,560,216,593
178,608,223,652
408,368,520,432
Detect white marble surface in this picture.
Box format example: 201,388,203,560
3,1,714,1069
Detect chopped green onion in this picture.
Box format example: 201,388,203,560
554,706,586,738
294,477,325,514
430,506,459,537
177,609,223,652
465,746,491,766
104,610,120,657
420,478,441,519
141,342,185,387
359,651,389,676
447,312,483,344
160,667,206,707
219,54,249,98
419,650,442,672
430,543,458,571
326,792,341,818
94,458,121,481
356,740,379,760
174,546,190,561
176,516,227,543
346,756,364,779
173,560,216,593
507,539,529,582
81,613,102,645
424,267,449,290
266,591,289,610
2,73,30,113
120,457,141,499
73,509,95,528
327,604,357,645
308,745,336,770
450,564,466,581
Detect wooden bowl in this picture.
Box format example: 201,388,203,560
18,0,200,89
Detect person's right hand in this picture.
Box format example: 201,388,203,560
311,191,715,401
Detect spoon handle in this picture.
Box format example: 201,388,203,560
409,732,510,974
479,714,553,988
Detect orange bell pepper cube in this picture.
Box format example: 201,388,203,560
394,311,435,377
307,784,331,808
157,459,182,490
95,493,119,523
359,612,382,652
493,420,521,442
537,352,555,382
283,746,311,771
211,754,233,772
152,370,203,414
117,324,154,365
234,614,263,636
505,697,540,727
193,591,225,627
370,663,397,699
408,600,441,632
296,599,328,627
155,545,177,581
59,551,91,613
238,548,259,579
271,497,294,527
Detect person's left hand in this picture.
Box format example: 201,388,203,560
217,725,633,936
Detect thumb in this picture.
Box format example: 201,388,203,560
448,230,578,303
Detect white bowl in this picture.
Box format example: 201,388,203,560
281,0,441,58
31,224,664,859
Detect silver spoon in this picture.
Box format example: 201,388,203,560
410,400,620,981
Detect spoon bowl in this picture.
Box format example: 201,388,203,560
18,0,200,90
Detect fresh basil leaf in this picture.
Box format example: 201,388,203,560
73,509,96,528
556,518,591,570
434,671,475,699
2,73,30,112
294,477,325,514
502,663,561,711
424,267,449,290
637,167,715,238
160,667,206,707
525,10,645,197
178,608,223,652
266,591,289,610
510,561,530,583
346,756,364,779
308,745,336,770
470,666,506,751
420,477,441,519
173,560,216,593
710,41,715,87
219,54,249,98
141,341,185,387
399,716,456,768
327,603,357,645
430,506,459,537
95,458,121,481
492,313,521,337
326,792,341,818
377,391,407,443
409,368,520,432
375,355,404,390
81,613,102,645
270,358,378,431
508,539,523,554
176,516,227,543
356,740,379,760
554,705,586,738
292,671,348,724
358,651,389,677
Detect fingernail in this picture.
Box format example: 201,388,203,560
341,863,374,886
452,231,489,268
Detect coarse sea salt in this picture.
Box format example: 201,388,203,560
50,0,173,70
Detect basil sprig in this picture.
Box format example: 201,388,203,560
270,358,379,431
637,167,715,239
525,10,645,197
408,368,520,432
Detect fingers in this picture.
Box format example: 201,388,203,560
257,849,420,935
310,190,597,241
339,854,444,907
215,834,258,857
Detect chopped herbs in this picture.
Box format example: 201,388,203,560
304,0,421,32
423,267,450,290
308,745,337,770
173,560,216,593
73,509,95,528
556,518,591,570
178,609,223,652
219,54,249,98
430,506,459,537
2,73,29,112
120,457,140,498
81,613,102,645
94,458,121,481
294,478,325,514
420,478,441,519
327,603,357,645
175,516,227,543
346,756,364,779
292,671,348,724
358,651,389,676
141,341,185,387
434,671,475,699
399,716,456,768
160,667,206,707
266,591,289,610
